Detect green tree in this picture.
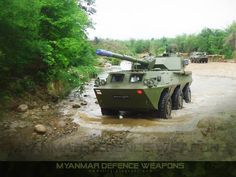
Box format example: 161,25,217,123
225,21,236,58
0,0,96,96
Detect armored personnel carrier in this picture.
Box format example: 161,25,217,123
94,49,192,119
190,52,208,63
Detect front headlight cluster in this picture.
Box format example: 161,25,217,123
94,78,107,87
143,79,155,88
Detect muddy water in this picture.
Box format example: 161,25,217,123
61,62,236,133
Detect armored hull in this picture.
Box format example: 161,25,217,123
190,52,208,63
94,49,192,119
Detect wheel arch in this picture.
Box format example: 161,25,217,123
173,85,181,93
160,88,170,96
183,83,190,92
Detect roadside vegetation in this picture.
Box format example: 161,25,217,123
0,0,97,107
93,21,236,60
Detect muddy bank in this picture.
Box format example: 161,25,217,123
0,62,236,161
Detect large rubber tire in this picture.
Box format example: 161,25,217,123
183,85,191,103
172,88,183,110
158,92,172,119
101,108,118,116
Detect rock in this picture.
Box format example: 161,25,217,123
34,124,47,134
80,101,88,106
19,124,27,129
32,101,38,108
90,145,96,150
99,147,106,151
42,105,49,110
57,120,66,128
69,99,74,102
17,104,28,112
32,132,37,137
72,104,81,108
83,94,88,97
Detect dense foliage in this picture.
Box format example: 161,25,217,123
0,0,96,98
94,22,236,59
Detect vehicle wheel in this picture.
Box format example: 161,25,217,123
172,88,183,110
158,92,172,119
101,108,117,116
183,85,191,103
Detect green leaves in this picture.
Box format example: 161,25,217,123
0,0,96,94
93,21,235,59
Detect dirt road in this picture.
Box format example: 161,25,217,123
1,62,236,161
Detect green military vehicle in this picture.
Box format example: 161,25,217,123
190,52,208,63
94,49,192,119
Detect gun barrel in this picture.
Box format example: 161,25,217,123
96,49,148,65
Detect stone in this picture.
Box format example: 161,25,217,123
42,105,49,110
17,104,28,112
80,101,88,106
32,132,37,136
99,147,106,151
57,120,66,128
32,102,38,107
72,104,81,108
34,124,47,134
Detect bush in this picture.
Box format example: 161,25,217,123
47,66,98,97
